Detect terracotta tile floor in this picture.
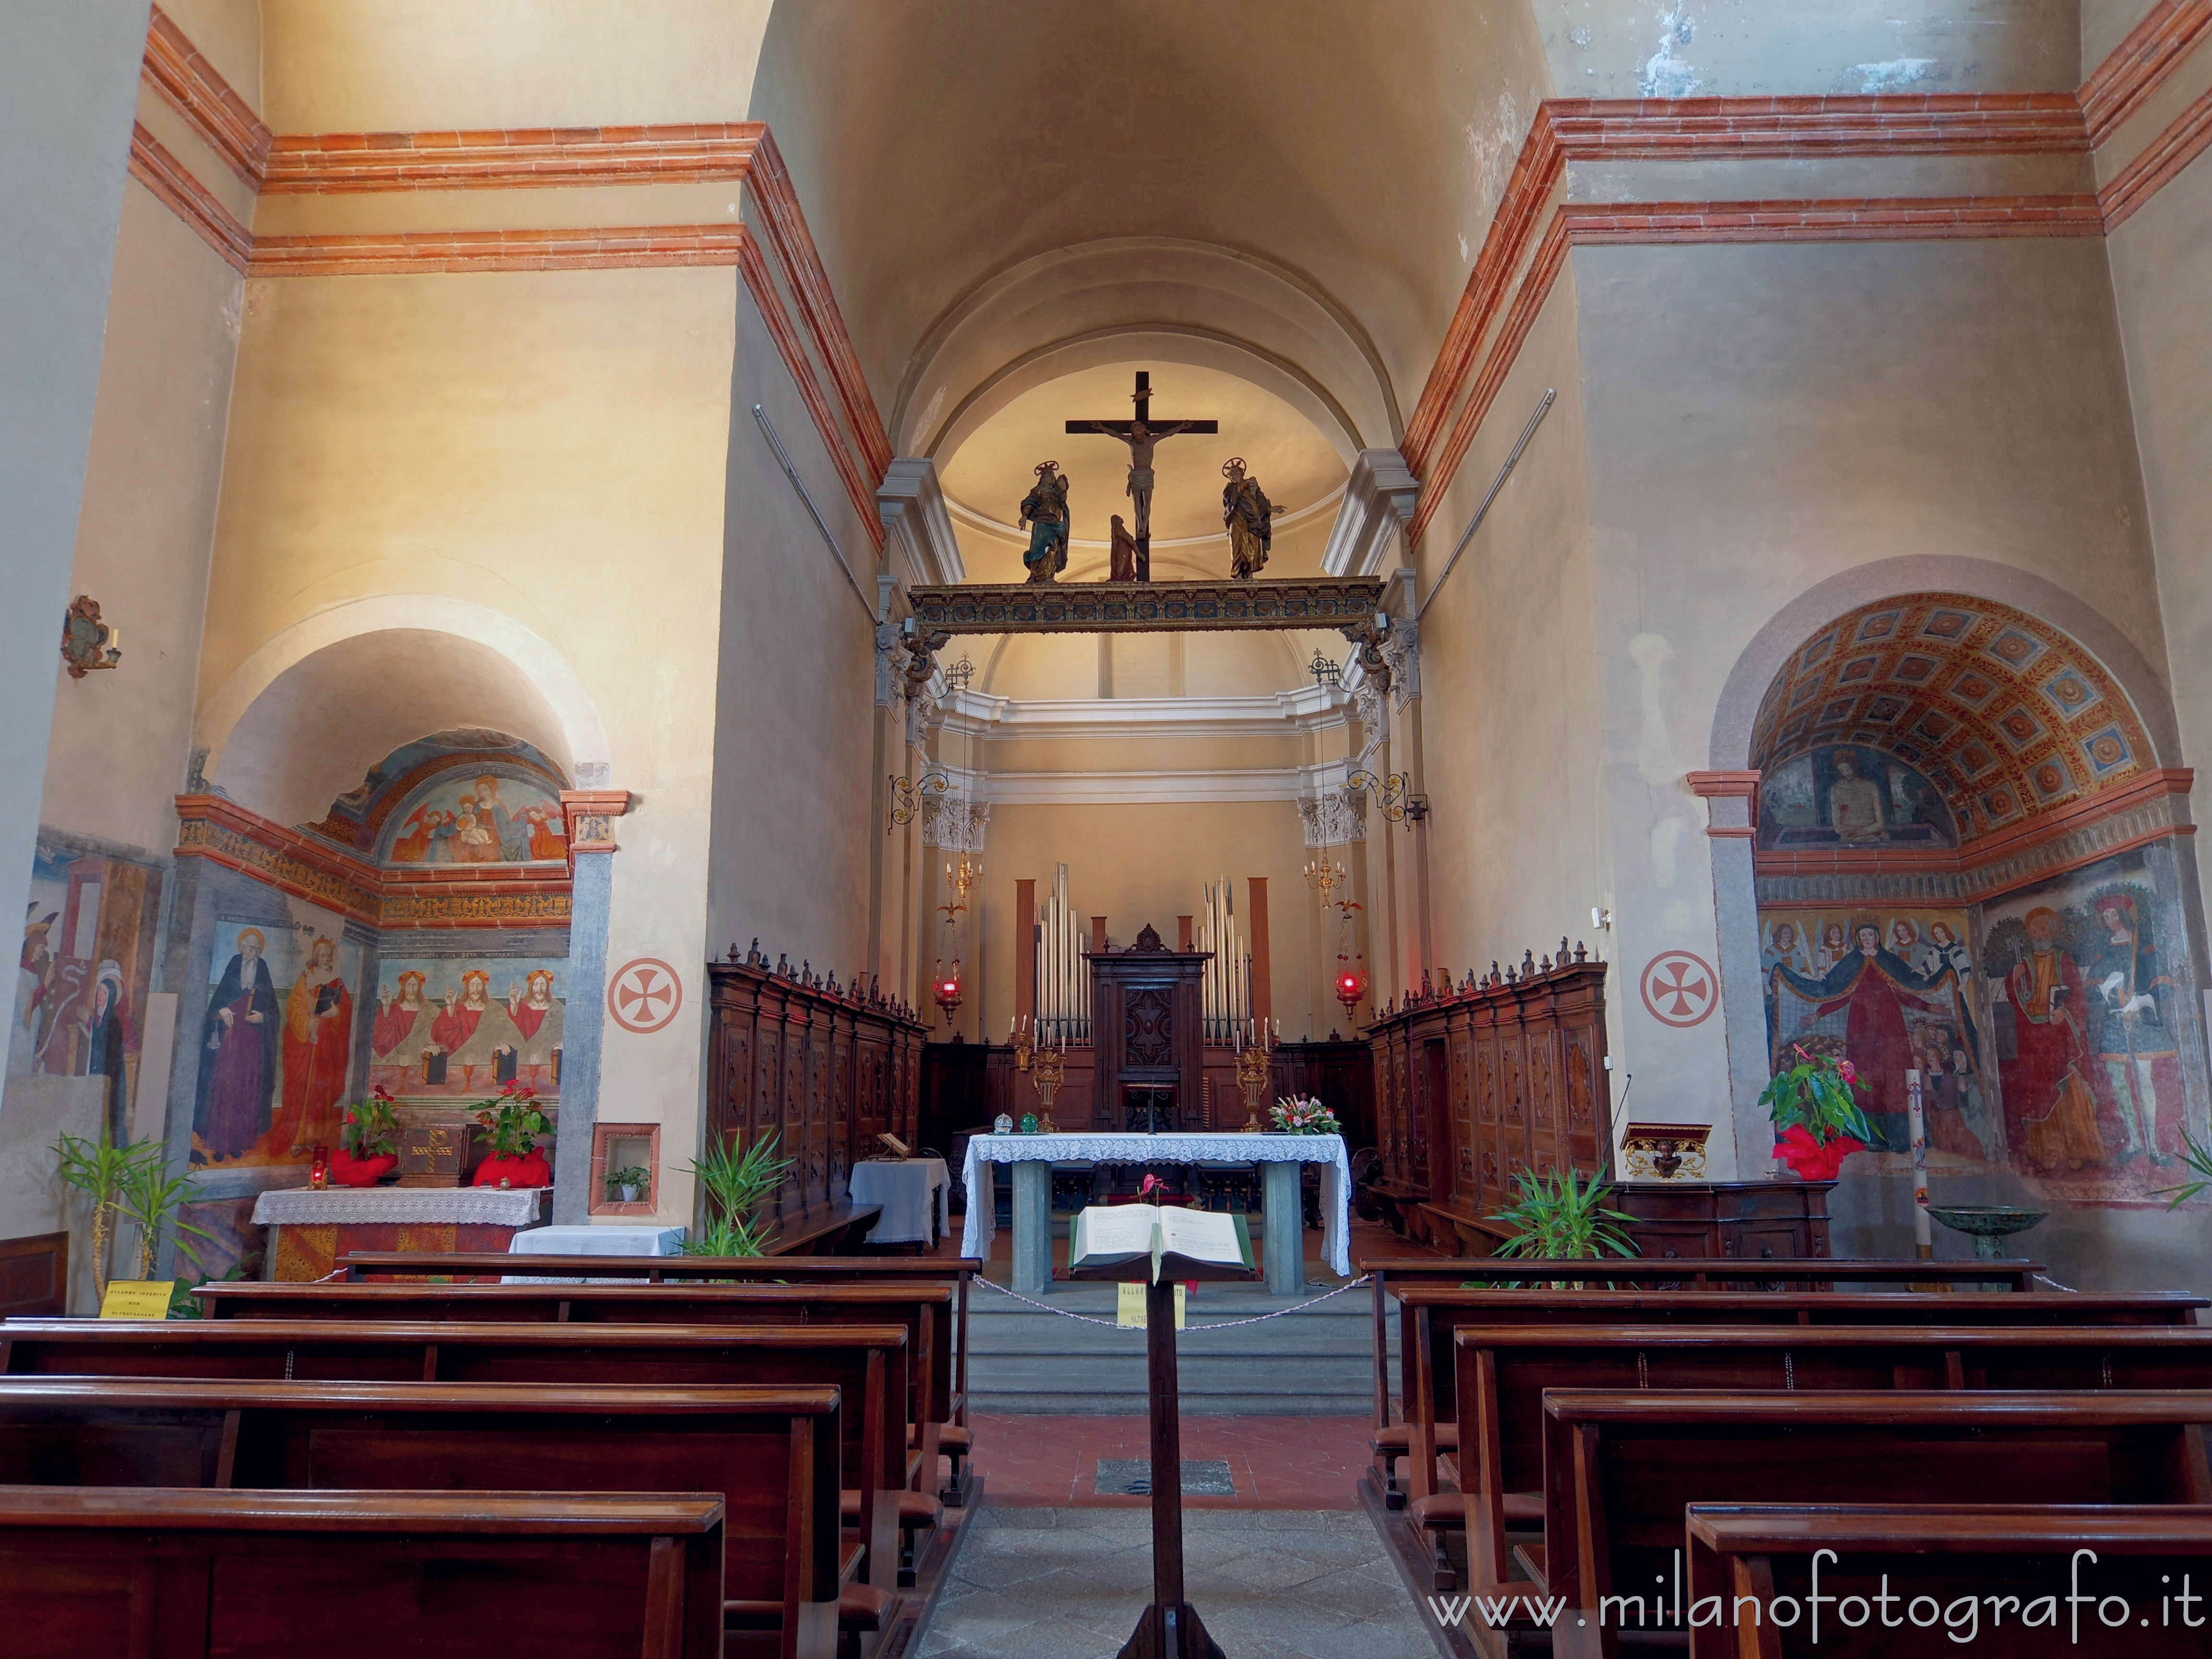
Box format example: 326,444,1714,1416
966,1412,1375,1509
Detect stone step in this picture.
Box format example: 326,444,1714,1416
963,1281,1394,1415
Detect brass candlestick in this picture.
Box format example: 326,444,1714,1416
1031,1042,1065,1134
1236,1042,1271,1132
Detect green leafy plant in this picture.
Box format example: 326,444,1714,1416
1759,1046,1879,1179
472,1081,549,1157
342,1085,401,1158
116,1158,215,1283
680,1132,795,1257
1490,1166,1639,1262
605,1165,651,1201
2155,1130,2212,1209
52,1127,162,1300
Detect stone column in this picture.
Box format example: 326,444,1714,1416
555,789,632,1224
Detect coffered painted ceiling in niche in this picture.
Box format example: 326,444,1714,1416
1750,593,2154,846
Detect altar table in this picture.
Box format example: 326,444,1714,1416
250,1185,550,1281
848,1156,949,1246
960,1132,1350,1296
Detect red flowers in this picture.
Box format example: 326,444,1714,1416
1774,1124,1867,1182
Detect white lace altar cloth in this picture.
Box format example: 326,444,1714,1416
959,1132,1350,1276
251,1186,548,1228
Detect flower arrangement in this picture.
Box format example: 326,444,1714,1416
330,1085,402,1187
1270,1095,1341,1136
1758,1045,1879,1181
470,1080,552,1188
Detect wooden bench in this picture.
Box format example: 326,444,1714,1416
0,1316,923,1594
196,1279,961,1515
1442,1322,2212,1594
0,1376,848,1659
1684,1503,2212,1659
1370,1281,2209,1512
338,1250,986,1505
1416,1201,1511,1257
0,1229,68,1317
1540,1391,2212,1659
761,1201,884,1256
0,1486,726,1659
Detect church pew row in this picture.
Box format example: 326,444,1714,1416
336,1249,984,1504
0,1317,926,1594
1437,1322,2212,1594
1540,1392,2212,1659
1371,1282,2211,1509
195,1279,963,1510
1683,1503,2212,1659
0,1377,849,1659
0,1486,726,1659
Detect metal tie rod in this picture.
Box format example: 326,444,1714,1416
1417,387,1555,621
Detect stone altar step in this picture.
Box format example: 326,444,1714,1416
963,1281,1395,1415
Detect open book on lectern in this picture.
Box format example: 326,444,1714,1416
1068,1203,1255,1283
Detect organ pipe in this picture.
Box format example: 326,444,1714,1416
1035,863,1090,1045
1197,876,1251,1045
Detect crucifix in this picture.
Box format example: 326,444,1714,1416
1066,370,1218,581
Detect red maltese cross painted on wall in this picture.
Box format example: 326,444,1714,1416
1639,950,1717,1028
607,958,683,1034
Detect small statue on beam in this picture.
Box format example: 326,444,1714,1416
1222,457,1274,579
1019,460,1071,584
1109,514,1139,582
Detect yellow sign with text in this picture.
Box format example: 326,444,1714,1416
99,1280,176,1320
1115,1282,1187,1329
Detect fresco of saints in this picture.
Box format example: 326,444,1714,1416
523,803,566,861
1773,921,1955,1150
2083,890,2180,1161
266,936,353,1156
1824,750,1886,842
504,968,565,1083
1815,921,1849,974
452,796,503,864
81,960,131,1142
429,969,507,1087
2002,908,2105,1171
195,928,278,1162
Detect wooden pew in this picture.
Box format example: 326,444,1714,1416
761,1201,884,1256
1376,1282,2210,1512
0,1317,921,1593
1540,1391,2212,1659
0,1376,846,1659
196,1279,961,1513
1684,1503,2212,1659
338,1249,985,1505
0,1486,726,1659
1445,1322,2212,1594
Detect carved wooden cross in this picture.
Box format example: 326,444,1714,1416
1065,370,1218,580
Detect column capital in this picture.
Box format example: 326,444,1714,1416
560,788,632,860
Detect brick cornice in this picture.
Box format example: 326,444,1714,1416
1544,93,2087,160
2100,80,2212,229
2080,0,2212,146
128,123,252,273
247,223,745,277
263,121,763,193
1686,770,1761,798
142,4,271,189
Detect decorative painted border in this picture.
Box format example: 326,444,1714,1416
175,794,574,931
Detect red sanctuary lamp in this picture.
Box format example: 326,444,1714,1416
1331,898,1368,1019
933,958,964,1026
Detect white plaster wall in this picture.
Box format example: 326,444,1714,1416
0,1,154,1233
706,286,882,988
2109,154,2212,946
41,182,243,856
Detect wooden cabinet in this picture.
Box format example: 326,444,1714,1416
1367,954,1612,1225
1615,1180,1834,1259
705,960,926,1221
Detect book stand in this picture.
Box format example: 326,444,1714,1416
1072,1247,1255,1659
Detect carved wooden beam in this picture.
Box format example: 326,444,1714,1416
904,577,1387,636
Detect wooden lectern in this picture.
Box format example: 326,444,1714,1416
1071,1230,1255,1658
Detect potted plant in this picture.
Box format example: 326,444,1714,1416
52,1127,158,1301
1490,1166,1639,1262
1269,1095,1342,1135
330,1085,402,1187
1759,1045,1879,1181
116,1156,215,1283
680,1132,795,1256
470,1081,552,1188
2156,1130,2212,1209
605,1164,650,1205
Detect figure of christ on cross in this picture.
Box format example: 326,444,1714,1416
1065,370,1218,581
